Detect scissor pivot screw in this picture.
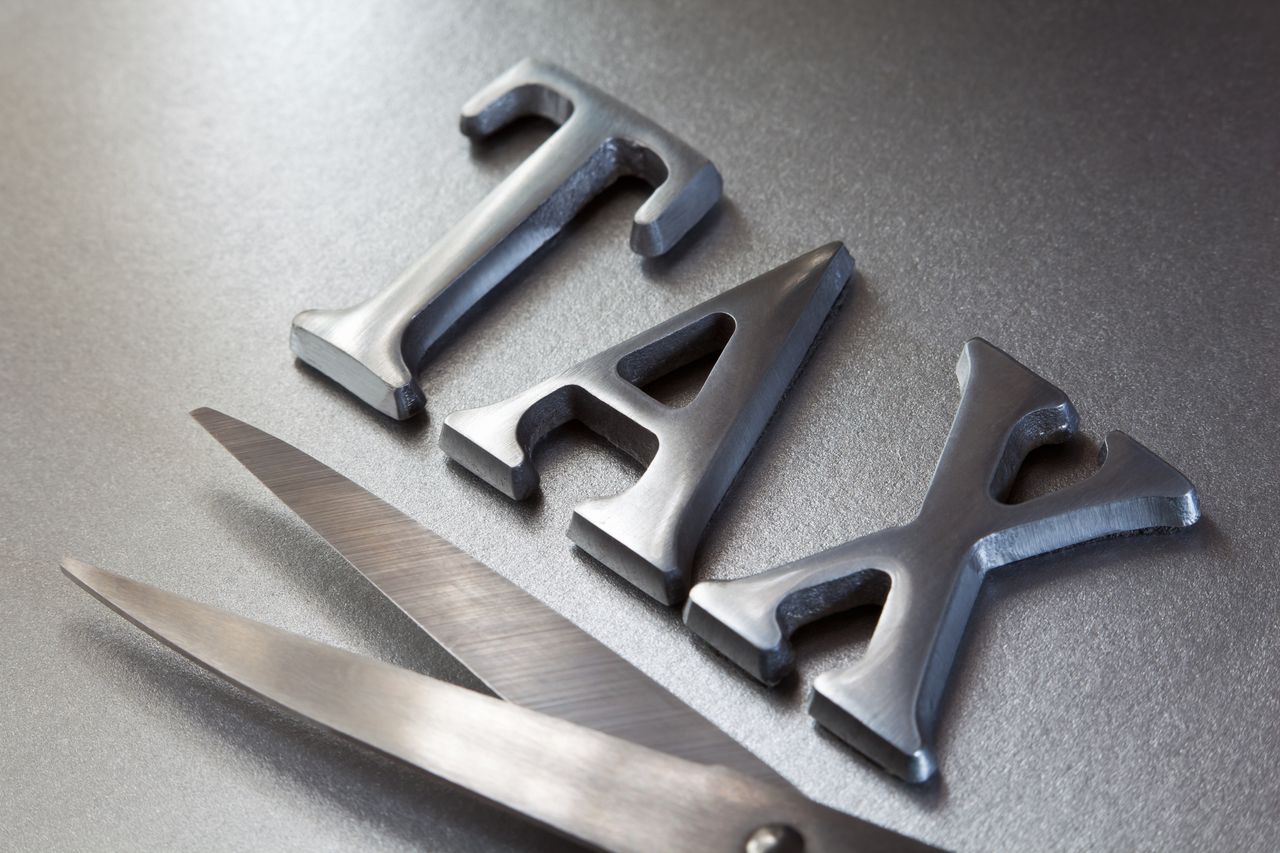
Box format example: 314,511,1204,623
745,823,804,853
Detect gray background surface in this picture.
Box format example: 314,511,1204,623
2,0,1277,850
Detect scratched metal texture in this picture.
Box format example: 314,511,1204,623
1,0,1276,850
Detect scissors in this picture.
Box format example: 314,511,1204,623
62,409,939,852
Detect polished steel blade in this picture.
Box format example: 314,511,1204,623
62,559,934,853
189,407,780,784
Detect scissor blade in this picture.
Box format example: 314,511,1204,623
62,559,931,853
189,408,780,784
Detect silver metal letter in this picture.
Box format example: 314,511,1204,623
684,338,1201,783
292,58,723,420
440,244,854,605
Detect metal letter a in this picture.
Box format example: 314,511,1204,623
441,244,854,604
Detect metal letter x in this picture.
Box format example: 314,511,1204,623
684,338,1200,782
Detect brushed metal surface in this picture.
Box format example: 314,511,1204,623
63,558,936,853
190,406,779,783
4,1,1278,851
291,58,722,420
685,338,1201,782
440,244,852,604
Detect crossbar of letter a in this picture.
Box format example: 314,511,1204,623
684,339,1201,783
